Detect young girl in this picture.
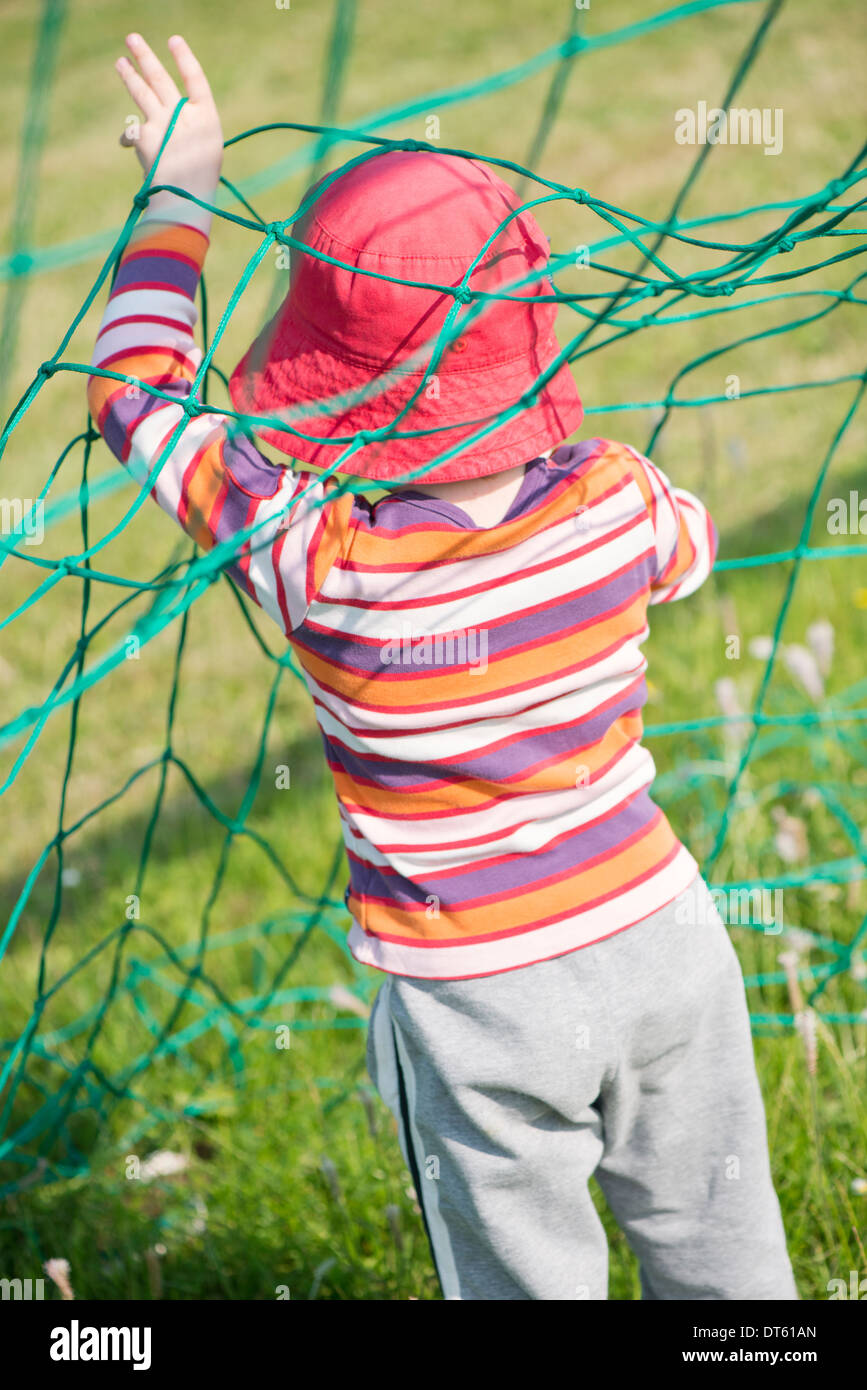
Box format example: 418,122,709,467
91,33,798,1301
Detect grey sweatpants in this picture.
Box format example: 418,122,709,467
366,873,798,1300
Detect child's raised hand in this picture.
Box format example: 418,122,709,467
115,34,223,198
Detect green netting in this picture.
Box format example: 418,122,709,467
1,0,866,1197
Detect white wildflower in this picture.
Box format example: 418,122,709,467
748,636,774,661
139,1150,189,1182
714,678,742,718
43,1257,74,1300
328,985,371,1019
782,643,824,701
784,927,814,955
772,807,808,863
806,619,834,677
321,1156,342,1202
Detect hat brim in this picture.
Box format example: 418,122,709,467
227,307,583,485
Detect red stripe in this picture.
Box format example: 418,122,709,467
353,854,687,967
351,804,671,925
316,515,649,619
343,743,640,850
270,525,293,633
332,472,635,577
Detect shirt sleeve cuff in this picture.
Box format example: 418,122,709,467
136,186,218,240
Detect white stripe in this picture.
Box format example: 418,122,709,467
92,318,198,375
319,482,647,607
348,842,699,979
94,285,197,336
368,975,400,1118
246,473,336,631
387,997,463,1297
341,740,653,859
124,401,189,490
341,744,657,874
305,643,649,755
241,485,309,630
310,499,650,641
649,488,714,604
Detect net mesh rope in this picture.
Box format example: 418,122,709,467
1,0,866,1196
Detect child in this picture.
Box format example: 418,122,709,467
91,33,798,1301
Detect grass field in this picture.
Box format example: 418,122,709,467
1,0,866,1300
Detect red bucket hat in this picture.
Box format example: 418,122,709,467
228,148,583,484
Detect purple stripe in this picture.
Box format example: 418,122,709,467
98,378,191,461
223,431,285,498
114,251,200,299
348,788,659,909
321,681,646,789
213,479,254,546
297,559,651,672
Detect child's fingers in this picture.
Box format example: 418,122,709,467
167,35,213,106
124,32,181,108
115,56,162,121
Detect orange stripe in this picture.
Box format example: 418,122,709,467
127,220,209,268
295,590,647,708
311,490,356,597
349,810,678,941
87,347,199,444
182,436,228,550
660,518,697,585
621,446,655,511
330,713,644,819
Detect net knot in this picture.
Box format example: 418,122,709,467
38,361,56,378
571,188,587,205
133,192,150,211
777,236,795,253
828,179,845,199
453,286,473,305
401,139,424,153
716,282,734,297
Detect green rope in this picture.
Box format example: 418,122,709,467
0,0,68,418
1,0,865,1196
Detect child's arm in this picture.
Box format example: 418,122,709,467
622,443,718,604
87,33,351,635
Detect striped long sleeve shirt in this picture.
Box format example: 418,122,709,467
87,193,718,980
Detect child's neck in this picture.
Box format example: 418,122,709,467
409,449,553,528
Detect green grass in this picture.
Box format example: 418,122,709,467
1,0,866,1299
